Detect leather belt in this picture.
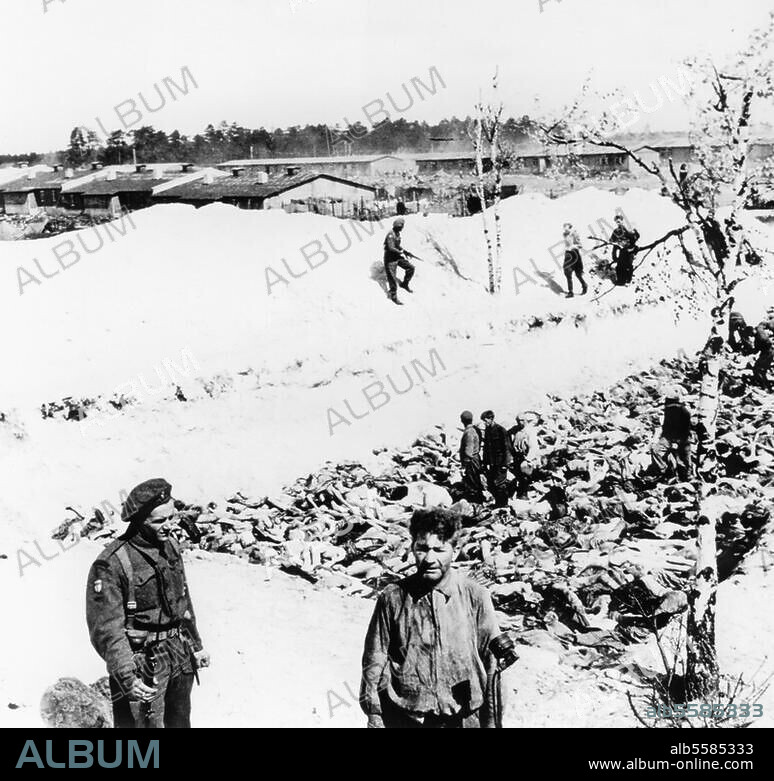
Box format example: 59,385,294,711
128,626,180,643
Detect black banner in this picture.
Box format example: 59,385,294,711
2,728,773,774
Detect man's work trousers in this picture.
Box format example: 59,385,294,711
461,457,485,503
486,466,511,508
378,691,483,728
109,636,195,728
384,258,415,297
615,250,635,285
650,437,691,481
563,249,587,294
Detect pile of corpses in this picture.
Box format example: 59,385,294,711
53,350,773,664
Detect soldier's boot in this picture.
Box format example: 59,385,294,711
389,292,403,306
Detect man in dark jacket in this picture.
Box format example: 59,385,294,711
701,212,729,263
459,410,484,503
383,217,416,306
360,507,500,728
86,479,210,728
609,214,640,285
649,388,692,482
481,410,514,508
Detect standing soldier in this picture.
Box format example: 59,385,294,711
459,410,484,504
562,222,588,298
86,478,210,728
383,217,417,306
481,410,515,509
609,214,640,286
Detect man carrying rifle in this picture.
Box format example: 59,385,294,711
86,478,210,728
384,217,418,306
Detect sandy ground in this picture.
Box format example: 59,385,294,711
1,192,772,728
3,526,771,729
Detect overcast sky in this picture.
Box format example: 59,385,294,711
0,0,771,153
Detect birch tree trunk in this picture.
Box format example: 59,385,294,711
686,83,752,699
472,112,496,293
686,304,726,699
491,122,503,293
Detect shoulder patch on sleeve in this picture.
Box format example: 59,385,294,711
93,579,103,593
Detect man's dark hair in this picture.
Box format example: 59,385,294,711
480,410,495,421
460,410,473,425
409,507,461,542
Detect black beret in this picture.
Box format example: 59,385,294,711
121,479,173,525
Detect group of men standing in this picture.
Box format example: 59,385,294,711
384,213,643,306
459,410,540,507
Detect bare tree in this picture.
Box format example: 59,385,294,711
469,70,506,293
533,12,774,699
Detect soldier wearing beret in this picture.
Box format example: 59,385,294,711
86,478,210,728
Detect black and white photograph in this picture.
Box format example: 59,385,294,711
2,0,774,766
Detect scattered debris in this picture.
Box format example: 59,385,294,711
54,348,773,669
40,677,112,728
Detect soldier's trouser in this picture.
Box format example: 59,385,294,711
487,466,510,508
650,437,691,481
109,636,195,728
384,258,415,296
461,457,485,503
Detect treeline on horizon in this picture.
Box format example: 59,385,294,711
2,116,533,168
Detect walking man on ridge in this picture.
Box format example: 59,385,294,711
562,222,588,298
383,217,417,306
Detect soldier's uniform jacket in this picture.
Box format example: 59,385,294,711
384,230,405,263
86,533,202,687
